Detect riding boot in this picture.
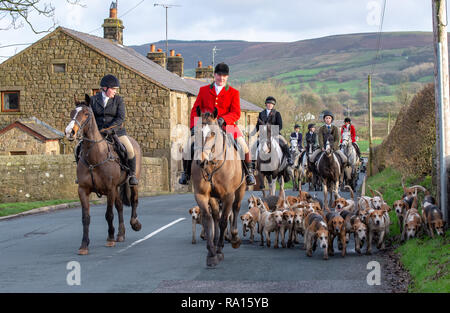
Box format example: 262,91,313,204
179,159,192,185
282,144,294,166
244,152,256,186
128,157,139,185
353,142,363,161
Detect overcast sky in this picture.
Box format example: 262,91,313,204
0,0,440,62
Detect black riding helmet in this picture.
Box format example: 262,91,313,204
214,62,229,75
265,96,276,105
344,117,351,123
100,74,120,89
308,123,315,130
322,110,334,121
294,124,300,129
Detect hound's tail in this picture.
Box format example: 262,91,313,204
344,185,355,204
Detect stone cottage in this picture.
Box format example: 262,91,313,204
0,116,64,155
0,2,259,191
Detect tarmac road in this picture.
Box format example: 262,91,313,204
0,172,389,293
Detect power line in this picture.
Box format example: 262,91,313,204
370,0,387,76
87,0,147,35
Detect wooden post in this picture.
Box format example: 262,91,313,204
432,0,449,223
368,74,373,176
387,112,391,136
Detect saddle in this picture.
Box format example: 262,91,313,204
102,130,129,171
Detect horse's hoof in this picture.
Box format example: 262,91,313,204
78,248,89,255
207,255,220,267
106,240,116,247
217,253,224,262
231,239,241,249
131,220,142,231
116,235,125,242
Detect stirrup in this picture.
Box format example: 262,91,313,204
246,174,256,186
179,172,190,185
129,175,138,185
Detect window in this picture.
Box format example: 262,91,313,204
10,151,26,155
53,63,66,73
1,91,20,112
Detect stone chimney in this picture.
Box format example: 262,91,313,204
195,61,214,79
167,50,184,77
102,1,124,44
147,45,166,68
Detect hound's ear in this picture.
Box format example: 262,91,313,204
85,94,91,105
213,107,218,119
189,208,193,214
240,215,244,220
332,200,337,208
196,106,202,117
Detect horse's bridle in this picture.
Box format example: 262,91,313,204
71,108,92,141
74,107,119,197
196,125,227,182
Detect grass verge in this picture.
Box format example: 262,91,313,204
366,167,449,293
0,199,79,217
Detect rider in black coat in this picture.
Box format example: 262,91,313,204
252,96,293,165
75,74,138,185
290,124,303,151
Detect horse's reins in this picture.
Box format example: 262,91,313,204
197,128,245,191
74,108,119,198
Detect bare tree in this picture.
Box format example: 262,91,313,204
0,0,83,34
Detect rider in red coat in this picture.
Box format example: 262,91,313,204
179,63,256,186
189,82,242,139
340,117,361,160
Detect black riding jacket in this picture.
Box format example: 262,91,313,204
90,92,127,136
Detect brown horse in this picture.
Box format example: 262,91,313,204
65,94,142,255
191,107,246,267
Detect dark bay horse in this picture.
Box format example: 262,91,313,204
315,136,342,211
65,94,142,255
191,107,246,267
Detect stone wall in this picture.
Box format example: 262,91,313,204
0,127,60,155
0,155,168,203
0,29,171,160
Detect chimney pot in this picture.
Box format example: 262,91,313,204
170,50,175,57
198,61,202,68
207,65,213,69
150,44,155,52
157,48,163,52
176,53,181,57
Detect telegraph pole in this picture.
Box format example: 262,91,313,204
212,46,220,68
154,3,181,67
432,0,449,223
368,74,373,176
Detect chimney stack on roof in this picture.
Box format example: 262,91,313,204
102,1,124,45
195,60,214,79
167,50,184,77
147,45,166,68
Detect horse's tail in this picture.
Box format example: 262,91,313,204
120,182,132,207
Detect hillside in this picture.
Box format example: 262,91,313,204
131,32,438,117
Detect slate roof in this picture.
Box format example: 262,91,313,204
0,116,64,141
61,27,199,95
182,77,261,112
60,28,260,112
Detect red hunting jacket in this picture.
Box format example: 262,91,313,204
340,124,356,143
190,83,242,139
